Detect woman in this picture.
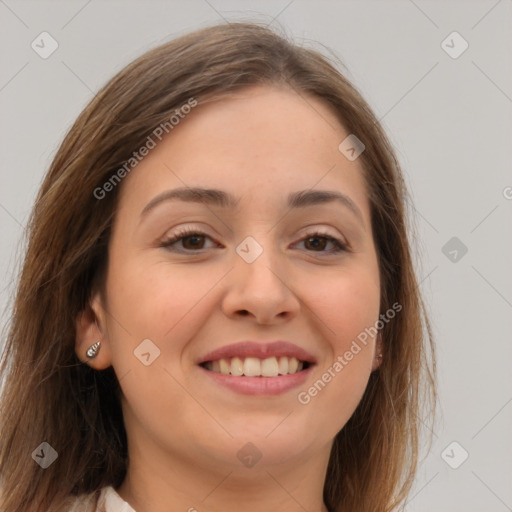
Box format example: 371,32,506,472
0,22,436,512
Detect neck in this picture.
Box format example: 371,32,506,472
117,437,332,512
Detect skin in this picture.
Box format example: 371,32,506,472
76,85,382,512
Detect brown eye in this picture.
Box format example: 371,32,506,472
295,232,347,254
160,229,217,252
304,236,328,251
181,234,206,250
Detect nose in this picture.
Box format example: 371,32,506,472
220,242,301,325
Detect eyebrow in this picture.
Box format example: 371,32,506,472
139,186,364,225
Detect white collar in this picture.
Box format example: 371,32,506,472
100,486,136,512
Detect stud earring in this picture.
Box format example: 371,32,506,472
86,341,101,359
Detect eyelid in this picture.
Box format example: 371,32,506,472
160,226,349,255
294,228,349,253
160,226,221,252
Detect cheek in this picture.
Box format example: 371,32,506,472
103,259,222,438
305,263,380,349
105,256,227,357
296,262,380,417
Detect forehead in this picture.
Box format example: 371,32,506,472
116,85,371,223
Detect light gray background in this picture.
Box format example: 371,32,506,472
1,1,511,511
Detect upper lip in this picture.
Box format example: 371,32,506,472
197,341,317,365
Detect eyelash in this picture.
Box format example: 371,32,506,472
160,227,348,255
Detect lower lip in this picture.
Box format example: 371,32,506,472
199,366,313,395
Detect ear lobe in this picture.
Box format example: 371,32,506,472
75,293,112,369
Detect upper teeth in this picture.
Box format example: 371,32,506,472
204,356,304,377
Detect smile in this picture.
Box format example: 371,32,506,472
200,356,310,377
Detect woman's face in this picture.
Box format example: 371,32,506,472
84,85,381,475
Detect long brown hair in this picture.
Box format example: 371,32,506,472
0,22,436,512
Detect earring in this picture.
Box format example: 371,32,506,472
86,341,101,359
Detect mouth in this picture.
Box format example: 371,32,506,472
196,341,316,395
200,356,312,377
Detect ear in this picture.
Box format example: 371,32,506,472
371,332,383,372
75,291,113,370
